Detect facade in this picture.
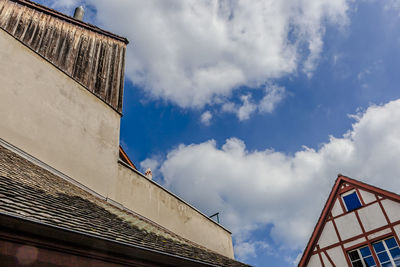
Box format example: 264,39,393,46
0,0,246,265
299,175,400,267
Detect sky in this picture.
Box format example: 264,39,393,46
37,0,400,266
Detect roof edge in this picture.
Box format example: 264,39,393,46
298,175,342,267
15,0,129,44
0,211,220,267
118,160,233,235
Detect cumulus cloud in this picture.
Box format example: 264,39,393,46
234,241,270,260
79,0,350,109
259,84,286,113
200,111,213,126
221,84,286,120
236,95,257,121
154,99,400,258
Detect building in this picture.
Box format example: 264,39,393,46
299,175,400,267
0,0,248,265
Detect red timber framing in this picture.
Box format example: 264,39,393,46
299,175,400,267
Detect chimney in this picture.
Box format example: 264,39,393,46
73,6,84,21
145,168,153,180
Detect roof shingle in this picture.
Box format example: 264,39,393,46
0,144,249,267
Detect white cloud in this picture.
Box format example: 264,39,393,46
385,0,400,14
235,240,272,261
221,84,286,120
155,99,400,254
237,95,257,121
200,111,213,126
84,0,349,108
234,241,257,260
221,94,257,121
259,84,286,113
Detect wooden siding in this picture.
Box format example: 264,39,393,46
0,0,127,113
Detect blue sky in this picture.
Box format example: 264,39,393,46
38,1,400,266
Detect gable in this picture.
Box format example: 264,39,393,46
299,175,400,266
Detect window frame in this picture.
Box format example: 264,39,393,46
342,189,363,212
372,236,400,267
348,245,377,267
347,236,400,267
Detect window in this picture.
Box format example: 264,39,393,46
343,190,362,211
372,237,400,267
348,246,377,267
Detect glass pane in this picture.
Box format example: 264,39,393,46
343,192,362,211
361,246,372,257
394,258,400,267
374,242,385,253
352,260,364,267
381,262,393,267
386,237,398,249
364,256,376,266
390,248,400,260
350,250,361,261
377,251,390,263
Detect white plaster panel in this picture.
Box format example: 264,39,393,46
318,221,339,248
335,213,363,241
331,199,343,217
343,237,367,248
359,189,377,204
307,255,321,267
368,228,391,240
381,199,400,223
358,203,387,232
327,246,348,267
394,225,400,241
321,253,333,267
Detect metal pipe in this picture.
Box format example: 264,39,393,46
73,6,84,21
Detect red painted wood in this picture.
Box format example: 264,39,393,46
300,175,400,267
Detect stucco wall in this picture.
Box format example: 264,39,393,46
335,212,363,240
358,202,387,232
108,163,235,258
382,198,400,223
317,221,339,249
0,28,235,259
0,29,120,196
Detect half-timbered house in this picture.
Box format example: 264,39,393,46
299,175,400,267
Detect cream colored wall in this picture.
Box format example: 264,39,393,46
108,163,235,258
306,255,320,267
326,246,347,266
0,28,235,258
317,221,339,249
335,212,363,240
358,202,387,232
0,29,120,196
381,198,400,223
